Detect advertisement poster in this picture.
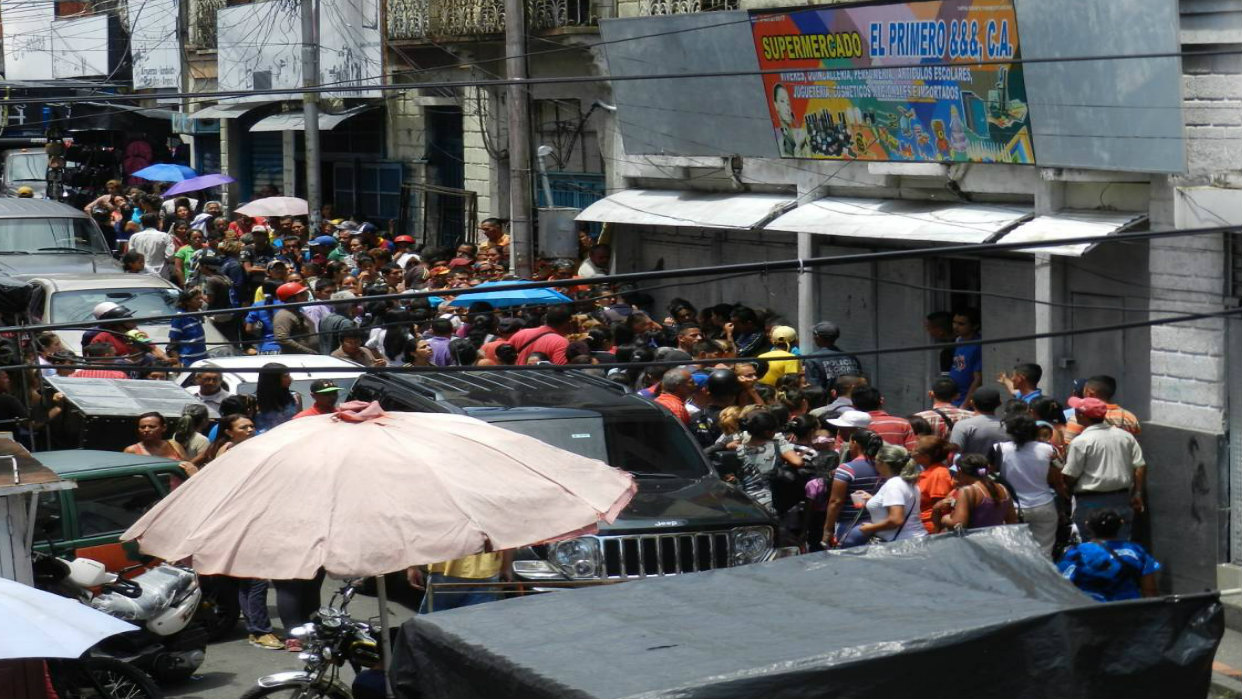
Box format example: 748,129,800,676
130,0,181,90
750,0,1034,164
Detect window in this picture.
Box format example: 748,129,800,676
51,287,179,324
73,474,162,537
333,161,402,221
491,415,710,478
0,218,110,254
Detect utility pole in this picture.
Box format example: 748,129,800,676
505,0,533,278
300,0,322,225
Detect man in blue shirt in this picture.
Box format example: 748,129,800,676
167,289,209,365
998,362,1044,403
949,308,982,408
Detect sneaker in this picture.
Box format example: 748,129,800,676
249,633,284,650
285,638,303,653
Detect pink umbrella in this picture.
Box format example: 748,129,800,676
235,196,309,218
121,402,635,579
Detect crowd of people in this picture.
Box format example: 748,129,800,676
0,188,1160,651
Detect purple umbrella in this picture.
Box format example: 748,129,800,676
163,173,236,196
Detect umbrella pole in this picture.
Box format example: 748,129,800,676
377,574,395,699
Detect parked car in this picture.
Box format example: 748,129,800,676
25,273,231,358
31,449,188,572
348,369,785,583
0,198,118,277
179,354,363,405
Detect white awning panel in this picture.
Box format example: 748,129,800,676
249,105,377,132
576,189,794,229
764,197,1031,244
994,210,1148,256
189,101,279,120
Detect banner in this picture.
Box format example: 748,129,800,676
750,0,1034,164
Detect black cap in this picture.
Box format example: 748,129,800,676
310,379,342,395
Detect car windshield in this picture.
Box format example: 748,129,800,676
236,378,359,405
490,415,710,478
51,288,179,324
0,217,110,254
6,152,47,181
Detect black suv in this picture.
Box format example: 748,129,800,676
348,369,781,582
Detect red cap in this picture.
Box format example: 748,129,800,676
1068,396,1108,419
275,281,308,302
394,235,415,244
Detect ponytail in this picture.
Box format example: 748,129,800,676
173,403,208,448
957,453,999,500
851,429,884,463
877,444,920,484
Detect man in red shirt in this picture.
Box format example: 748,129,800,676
653,368,696,425
293,380,342,419
850,385,918,451
70,343,130,379
509,307,573,365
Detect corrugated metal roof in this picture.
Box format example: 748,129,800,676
764,197,1032,244
249,105,377,132
576,190,794,229
994,210,1148,256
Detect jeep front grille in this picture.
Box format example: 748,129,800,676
600,532,731,578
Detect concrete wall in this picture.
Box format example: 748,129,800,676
1142,423,1225,593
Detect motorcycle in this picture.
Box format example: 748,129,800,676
33,553,209,684
243,581,386,699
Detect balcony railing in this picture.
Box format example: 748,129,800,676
638,0,736,14
388,0,596,41
190,0,227,49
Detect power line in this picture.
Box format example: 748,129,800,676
2,220,1239,335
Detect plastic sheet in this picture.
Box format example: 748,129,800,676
391,527,1222,699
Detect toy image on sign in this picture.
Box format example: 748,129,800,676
751,0,1034,164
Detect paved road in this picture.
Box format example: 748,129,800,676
165,578,421,699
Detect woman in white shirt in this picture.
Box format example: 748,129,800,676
995,414,1066,558
858,445,927,542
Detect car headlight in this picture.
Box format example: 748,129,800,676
730,526,773,566
512,559,566,581
548,537,601,579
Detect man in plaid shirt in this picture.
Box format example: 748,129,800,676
915,377,975,440
1064,375,1140,442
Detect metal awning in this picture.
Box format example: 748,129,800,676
249,104,377,132
993,210,1148,257
575,189,794,229
188,101,280,120
764,197,1032,244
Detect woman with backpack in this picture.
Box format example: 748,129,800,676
1057,509,1160,601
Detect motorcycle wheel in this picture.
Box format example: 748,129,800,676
53,657,164,699
240,679,351,699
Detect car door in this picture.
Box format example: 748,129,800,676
66,470,165,571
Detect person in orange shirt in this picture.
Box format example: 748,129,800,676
653,367,697,425
913,435,954,533
1063,375,1140,441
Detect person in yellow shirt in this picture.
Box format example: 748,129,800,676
758,325,802,386
407,551,512,613
478,218,510,250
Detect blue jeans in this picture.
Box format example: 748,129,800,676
239,579,273,635
419,574,500,613
835,518,872,549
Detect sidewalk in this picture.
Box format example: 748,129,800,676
1214,627,1242,698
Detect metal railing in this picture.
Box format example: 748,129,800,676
388,0,596,41
637,0,737,15
189,0,227,49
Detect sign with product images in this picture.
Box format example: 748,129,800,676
750,0,1035,164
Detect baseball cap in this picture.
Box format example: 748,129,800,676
1068,396,1109,419
312,235,337,247
655,347,693,362
310,379,342,395
16,186,34,196
251,224,270,234
394,235,415,244
124,329,152,345
336,220,359,232
448,258,472,268
358,222,377,234
827,410,872,429
812,321,840,338
770,325,797,345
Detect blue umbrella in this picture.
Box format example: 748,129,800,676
132,163,198,182
445,281,571,309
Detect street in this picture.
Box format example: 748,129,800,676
166,579,421,699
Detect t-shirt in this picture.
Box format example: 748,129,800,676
1057,540,1160,602
244,302,281,354
426,335,454,366
168,314,208,365
174,245,197,281
186,386,231,412
867,410,918,451
949,336,982,406
804,348,864,392
653,392,690,425
427,552,504,580
127,229,176,278
949,414,1008,458
509,327,568,365
917,465,955,532
865,478,926,542
757,350,800,386
293,404,337,419
833,457,882,524
997,441,1056,508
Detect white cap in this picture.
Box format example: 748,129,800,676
92,301,120,319
827,410,872,429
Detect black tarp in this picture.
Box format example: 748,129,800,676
391,527,1222,699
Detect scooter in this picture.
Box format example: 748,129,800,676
34,553,209,684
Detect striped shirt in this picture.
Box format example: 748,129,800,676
867,410,919,450
1064,404,1140,441
833,457,883,524
914,403,975,440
